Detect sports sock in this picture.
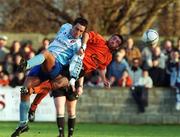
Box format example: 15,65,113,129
33,80,52,94
26,54,45,69
19,100,30,127
68,115,76,137
30,90,49,112
57,115,65,137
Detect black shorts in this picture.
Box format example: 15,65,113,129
51,65,85,101
51,87,79,101
61,65,85,80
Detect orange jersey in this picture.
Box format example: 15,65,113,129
83,31,112,73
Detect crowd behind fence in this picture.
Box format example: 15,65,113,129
0,35,179,112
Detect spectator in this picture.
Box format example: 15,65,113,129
131,69,153,113
152,46,167,69
0,74,9,86
118,70,132,87
167,49,179,70
162,39,173,61
149,59,167,87
129,58,142,86
3,54,14,75
0,35,9,63
10,72,25,87
0,63,9,86
138,70,153,88
13,53,23,72
168,49,180,110
37,38,50,54
108,50,130,86
141,40,158,70
177,37,180,53
21,41,35,59
166,48,180,85
150,45,168,86
125,37,141,65
10,40,21,56
0,63,4,73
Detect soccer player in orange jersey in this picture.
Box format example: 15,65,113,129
29,32,123,137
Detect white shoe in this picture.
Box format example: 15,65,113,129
176,102,180,111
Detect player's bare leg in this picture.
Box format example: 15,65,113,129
66,100,77,137
54,96,66,137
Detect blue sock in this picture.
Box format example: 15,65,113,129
26,54,45,69
19,101,30,126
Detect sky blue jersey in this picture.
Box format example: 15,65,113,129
48,23,82,65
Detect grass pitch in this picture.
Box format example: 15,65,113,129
0,122,180,137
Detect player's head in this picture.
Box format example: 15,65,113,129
71,17,88,38
107,34,123,51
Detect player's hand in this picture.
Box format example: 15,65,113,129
103,80,111,88
78,48,84,56
69,78,76,92
76,86,83,95
29,88,35,94
71,85,76,92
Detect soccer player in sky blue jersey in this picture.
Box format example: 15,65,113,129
11,17,88,137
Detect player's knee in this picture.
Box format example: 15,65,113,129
56,109,65,115
67,108,76,116
41,50,51,59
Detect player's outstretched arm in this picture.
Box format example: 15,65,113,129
69,32,89,90
78,32,89,55
98,69,111,88
76,76,84,95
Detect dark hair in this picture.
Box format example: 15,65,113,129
42,37,49,42
73,17,88,29
113,34,124,47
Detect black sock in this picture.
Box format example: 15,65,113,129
68,115,76,137
57,116,65,137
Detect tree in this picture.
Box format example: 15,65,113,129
1,0,178,36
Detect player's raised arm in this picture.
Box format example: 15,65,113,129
69,32,89,91
98,68,111,88
78,32,89,55
76,76,84,95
